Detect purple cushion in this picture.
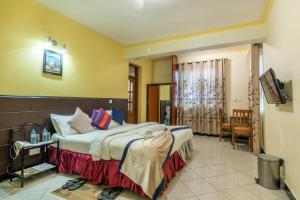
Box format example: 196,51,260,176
92,108,105,126
91,109,98,121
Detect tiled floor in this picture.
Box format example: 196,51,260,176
0,136,289,200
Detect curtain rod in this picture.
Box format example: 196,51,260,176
179,58,230,65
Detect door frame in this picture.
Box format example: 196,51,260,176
146,82,174,123
171,55,178,125
128,63,139,124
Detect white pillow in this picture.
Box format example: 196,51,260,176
106,110,112,115
68,107,95,133
109,120,122,129
105,110,126,129
50,113,78,136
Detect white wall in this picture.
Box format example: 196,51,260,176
177,47,250,118
263,0,300,198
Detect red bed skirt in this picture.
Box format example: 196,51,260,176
48,147,185,197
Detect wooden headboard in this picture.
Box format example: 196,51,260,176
0,95,128,178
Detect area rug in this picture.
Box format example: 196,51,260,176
52,183,103,200
52,183,124,200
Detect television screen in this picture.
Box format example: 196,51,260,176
259,68,286,104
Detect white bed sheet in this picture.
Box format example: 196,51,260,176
52,124,193,160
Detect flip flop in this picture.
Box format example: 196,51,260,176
67,178,87,191
62,178,81,189
97,188,123,200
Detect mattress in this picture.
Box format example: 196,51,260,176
52,124,193,160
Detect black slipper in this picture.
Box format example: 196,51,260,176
67,178,87,191
62,178,81,189
97,188,123,200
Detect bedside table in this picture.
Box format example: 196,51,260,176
11,140,60,187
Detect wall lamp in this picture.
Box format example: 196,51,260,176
46,36,57,46
45,36,67,54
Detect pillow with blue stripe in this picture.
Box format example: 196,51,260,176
112,108,124,125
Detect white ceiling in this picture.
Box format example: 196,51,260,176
37,0,268,45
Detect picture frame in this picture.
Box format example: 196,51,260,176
43,49,63,76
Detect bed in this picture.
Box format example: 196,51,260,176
48,122,193,200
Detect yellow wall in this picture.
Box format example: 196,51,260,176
131,59,153,123
0,0,127,98
159,85,171,101
153,58,172,83
264,0,300,198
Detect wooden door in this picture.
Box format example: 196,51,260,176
147,85,159,122
128,65,138,124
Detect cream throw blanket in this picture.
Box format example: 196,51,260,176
118,129,174,200
88,123,191,199
89,122,167,160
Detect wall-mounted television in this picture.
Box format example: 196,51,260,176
259,68,286,104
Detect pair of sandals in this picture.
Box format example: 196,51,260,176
97,188,123,200
62,177,87,191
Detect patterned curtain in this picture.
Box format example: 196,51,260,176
249,44,261,155
177,59,227,135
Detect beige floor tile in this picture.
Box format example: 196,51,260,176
276,197,290,200
205,172,255,191
181,197,199,200
164,180,194,200
220,187,262,200
242,184,288,200
177,168,201,181
198,192,229,200
183,179,217,196
194,164,235,178
204,175,236,190
0,136,290,200
186,159,206,169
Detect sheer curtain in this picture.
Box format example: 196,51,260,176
177,59,227,135
249,44,261,155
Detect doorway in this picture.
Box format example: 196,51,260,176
147,83,173,125
127,64,138,124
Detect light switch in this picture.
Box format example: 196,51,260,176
108,99,113,104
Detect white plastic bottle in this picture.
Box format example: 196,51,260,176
30,129,37,144
46,129,51,141
42,127,48,142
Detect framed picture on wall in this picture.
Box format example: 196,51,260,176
43,49,63,76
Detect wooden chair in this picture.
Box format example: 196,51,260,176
219,108,231,142
231,109,253,151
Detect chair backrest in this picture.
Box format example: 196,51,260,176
219,108,228,123
219,108,223,123
232,109,252,128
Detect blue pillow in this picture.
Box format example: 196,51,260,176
112,108,124,125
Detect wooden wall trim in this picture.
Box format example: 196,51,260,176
0,95,128,177
171,55,178,125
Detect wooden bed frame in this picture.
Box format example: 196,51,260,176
0,95,127,180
